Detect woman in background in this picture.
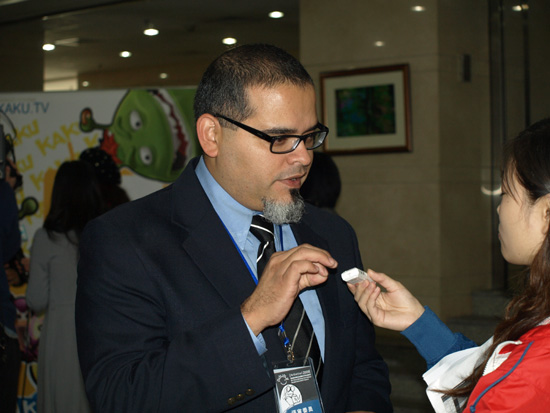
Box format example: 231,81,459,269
80,147,130,210
300,151,341,213
27,160,104,413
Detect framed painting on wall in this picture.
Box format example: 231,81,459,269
320,64,412,154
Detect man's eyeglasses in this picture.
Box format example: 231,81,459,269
214,114,329,154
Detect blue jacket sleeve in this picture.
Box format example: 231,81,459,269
401,306,477,369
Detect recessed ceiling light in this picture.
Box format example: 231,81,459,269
159,73,168,79
269,11,284,19
512,4,529,11
374,41,385,47
222,37,237,45
119,51,132,58
144,23,159,36
144,28,159,36
42,43,55,51
411,5,426,12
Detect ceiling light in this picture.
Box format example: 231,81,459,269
159,73,168,79
512,4,529,11
144,23,159,36
269,11,284,19
411,5,426,12
119,51,132,58
374,41,385,47
42,43,55,51
222,37,237,45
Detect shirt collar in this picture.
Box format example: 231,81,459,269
195,156,256,250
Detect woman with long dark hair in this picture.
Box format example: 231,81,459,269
348,118,550,411
27,160,104,413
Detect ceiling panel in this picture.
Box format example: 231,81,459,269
0,0,299,84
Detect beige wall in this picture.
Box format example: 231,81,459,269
301,0,493,320
1,0,496,320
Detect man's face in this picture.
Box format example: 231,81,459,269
212,83,318,212
497,173,547,265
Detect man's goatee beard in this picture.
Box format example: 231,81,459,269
262,189,305,225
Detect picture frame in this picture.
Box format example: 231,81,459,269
320,64,412,154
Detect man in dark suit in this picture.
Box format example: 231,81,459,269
76,44,392,412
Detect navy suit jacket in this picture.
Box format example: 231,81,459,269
76,158,392,412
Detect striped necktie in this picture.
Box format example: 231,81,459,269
249,215,323,382
249,215,276,276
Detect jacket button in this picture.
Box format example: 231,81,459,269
245,388,255,396
236,393,245,401
227,397,236,405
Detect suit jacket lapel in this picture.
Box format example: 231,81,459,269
168,161,340,367
170,159,257,308
291,220,340,315
291,220,342,373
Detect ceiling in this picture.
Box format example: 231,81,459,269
0,0,300,85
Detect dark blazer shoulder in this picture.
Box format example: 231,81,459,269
300,203,356,240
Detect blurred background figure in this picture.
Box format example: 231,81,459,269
300,151,341,213
80,147,130,210
26,160,104,413
4,248,30,351
1,159,23,413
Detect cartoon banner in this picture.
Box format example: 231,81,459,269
0,87,198,413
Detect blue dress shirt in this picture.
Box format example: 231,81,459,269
195,157,325,360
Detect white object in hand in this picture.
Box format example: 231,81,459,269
341,268,373,284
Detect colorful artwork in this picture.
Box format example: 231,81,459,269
80,89,198,182
335,84,396,137
321,64,411,154
0,87,197,254
4,243,41,413
0,87,197,412
9,271,42,413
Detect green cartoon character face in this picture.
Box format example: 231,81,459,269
80,88,198,182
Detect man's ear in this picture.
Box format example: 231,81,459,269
196,114,221,157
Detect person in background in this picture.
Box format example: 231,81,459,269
0,159,23,413
26,160,104,413
300,151,341,213
4,248,30,353
76,43,392,412
80,147,130,210
348,118,550,411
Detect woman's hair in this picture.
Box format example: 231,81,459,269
300,152,341,210
79,147,130,210
43,160,105,243
447,117,550,400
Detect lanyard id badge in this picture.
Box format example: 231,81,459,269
272,357,324,413
223,221,323,412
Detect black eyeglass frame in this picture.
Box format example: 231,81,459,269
214,114,329,154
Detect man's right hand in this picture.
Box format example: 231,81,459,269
241,244,337,335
